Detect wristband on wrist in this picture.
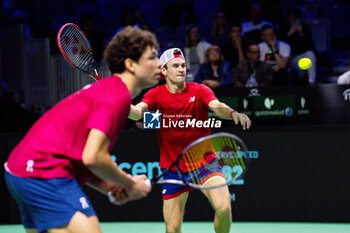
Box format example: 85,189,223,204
230,110,235,119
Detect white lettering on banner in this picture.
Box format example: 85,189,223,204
343,89,350,101
196,120,203,128
162,118,222,128
178,121,184,127
186,119,196,127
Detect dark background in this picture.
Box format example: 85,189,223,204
1,125,350,223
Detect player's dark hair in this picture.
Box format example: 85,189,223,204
173,49,182,56
104,26,159,74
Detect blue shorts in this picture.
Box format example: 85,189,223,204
5,171,96,233
161,169,192,200
161,158,224,200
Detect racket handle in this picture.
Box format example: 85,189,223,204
94,69,102,81
145,179,151,188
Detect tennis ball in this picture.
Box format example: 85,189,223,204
298,58,312,70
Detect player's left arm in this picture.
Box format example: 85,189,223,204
208,99,251,130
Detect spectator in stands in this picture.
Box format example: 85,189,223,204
278,8,317,85
258,25,291,85
337,70,350,85
194,45,232,88
114,6,149,35
209,12,229,45
233,44,273,87
161,0,197,32
184,25,211,81
242,2,273,44
80,14,107,65
220,23,247,69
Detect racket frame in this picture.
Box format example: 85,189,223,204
57,23,102,81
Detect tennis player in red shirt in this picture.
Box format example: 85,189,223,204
129,48,251,233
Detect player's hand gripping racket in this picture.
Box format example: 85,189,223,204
107,175,151,205
57,23,102,81
152,132,250,189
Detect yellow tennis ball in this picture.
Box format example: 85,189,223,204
298,58,312,70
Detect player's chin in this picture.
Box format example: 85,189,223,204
144,75,159,88
176,75,186,82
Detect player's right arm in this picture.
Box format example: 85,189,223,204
129,102,149,121
82,128,151,201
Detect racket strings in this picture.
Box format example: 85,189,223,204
221,138,239,169
221,137,248,182
183,153,200,184
60,26,93,70
182,136,249,186
182,139,216,185
62,27,91,59
217,137,246,170
62,27,91,66
231,137,247,170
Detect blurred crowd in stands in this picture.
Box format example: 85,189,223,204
1,0,350,93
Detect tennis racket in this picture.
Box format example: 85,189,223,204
107,132,249,203
152,132,249,190
57,23,102,81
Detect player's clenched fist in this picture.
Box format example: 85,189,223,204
125,175,151,201
108,186,129,206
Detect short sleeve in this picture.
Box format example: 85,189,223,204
280,42,291,58
141,88,158,111
198,84,218,106
258,43,266,61
86,97,130,142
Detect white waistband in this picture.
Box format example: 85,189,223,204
202,175,224,187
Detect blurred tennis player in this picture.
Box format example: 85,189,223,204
129,48,251,233
4,27,161,233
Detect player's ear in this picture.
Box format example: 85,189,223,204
124,58,136,73
161,66,167,76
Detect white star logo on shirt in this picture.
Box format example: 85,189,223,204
151,110,161,122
